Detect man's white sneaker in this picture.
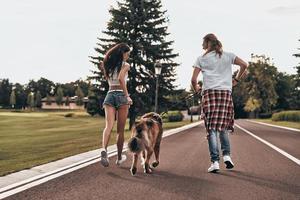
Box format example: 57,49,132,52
116,154,127,166
208,161,220,173
223,155,234,169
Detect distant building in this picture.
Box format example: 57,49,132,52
41,96,89,110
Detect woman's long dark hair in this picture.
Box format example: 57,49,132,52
203,33,223,57
103,43,130,78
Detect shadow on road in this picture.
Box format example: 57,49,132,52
219,170,299,195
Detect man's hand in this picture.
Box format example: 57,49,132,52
232,79,238,87
194,84,202,94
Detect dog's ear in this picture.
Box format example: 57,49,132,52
146,119,154,127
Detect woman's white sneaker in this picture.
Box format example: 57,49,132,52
223,155,234,169
208,161,220,173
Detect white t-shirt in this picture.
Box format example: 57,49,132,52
193,51,236,91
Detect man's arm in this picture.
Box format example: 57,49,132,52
191,67,202,93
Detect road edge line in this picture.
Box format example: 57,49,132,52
236,124,300,166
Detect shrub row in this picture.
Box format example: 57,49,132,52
272,111,300,122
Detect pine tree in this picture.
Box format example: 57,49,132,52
90,0,179,128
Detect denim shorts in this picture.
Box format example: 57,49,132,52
103,91,128,109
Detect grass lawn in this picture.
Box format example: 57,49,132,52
0,111,197,176
254,119,300,130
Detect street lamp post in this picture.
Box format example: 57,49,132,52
154,61,162,113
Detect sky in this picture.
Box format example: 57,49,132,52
0,0,299,90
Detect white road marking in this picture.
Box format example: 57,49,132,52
236,124,300,166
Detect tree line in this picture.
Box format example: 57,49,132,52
0,78,89,110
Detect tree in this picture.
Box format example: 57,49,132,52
0,79,11,108
14,83,26,109
275,72,295,110
232,55,279,118
293,39,300,58
291,40,300,109
75,79,90,97
36,78,55,98
55,86,64,106
90,0,179,129
27,92,35,110
60,79,90,98
61,83,76,97
87,87,100,116
10,89,16,108
65,96,70,107
35,91,42,108
232,72,248,118
243,58,278,115
75,86,84,106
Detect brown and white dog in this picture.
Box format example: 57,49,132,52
127,112,163,176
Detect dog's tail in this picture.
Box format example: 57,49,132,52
127,137,143,153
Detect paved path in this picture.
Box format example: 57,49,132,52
3,120,300,200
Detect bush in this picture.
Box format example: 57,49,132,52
272,111,300,122
64,113,75,118
161,111,184,122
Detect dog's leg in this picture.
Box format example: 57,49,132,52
152,133,162,168
152,142,160,168
140,150,146,166
144,149,153,174
130,153,138,176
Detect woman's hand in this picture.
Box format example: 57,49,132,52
127,96,133,105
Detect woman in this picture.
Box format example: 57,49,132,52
98,43,133,167
191,33,248,173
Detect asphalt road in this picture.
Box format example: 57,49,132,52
4,120,300,200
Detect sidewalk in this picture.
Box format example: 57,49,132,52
0,121,202,195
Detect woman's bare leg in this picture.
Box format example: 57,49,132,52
102,105,116,150
116,104,129,160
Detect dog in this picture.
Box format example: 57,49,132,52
127,112,163,176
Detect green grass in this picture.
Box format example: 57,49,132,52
254,119,300,130
0,111,195,176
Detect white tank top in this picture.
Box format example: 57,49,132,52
107,62,128,86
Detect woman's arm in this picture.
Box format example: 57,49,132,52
191,67,202,93
233,57,248,81
118,63,133,104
